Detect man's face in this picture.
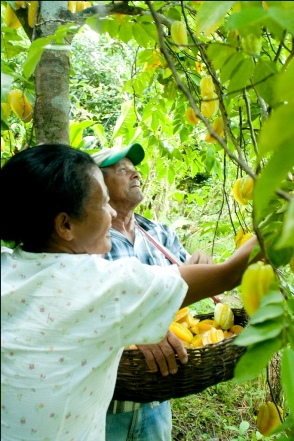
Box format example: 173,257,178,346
103,158,144,209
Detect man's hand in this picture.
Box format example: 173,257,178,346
185,251,214,265
136,330,188,376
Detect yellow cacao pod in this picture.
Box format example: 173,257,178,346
185,107,199,125
241,262,276,316
257,402,283,436
1,136,5,152
214,303,234,330
205,117,224,143
68,1,77,12
28,1,38,28
1,102,11,119
15,1,26,8
4,4,21,28
169,321,193,343
170,21,188,46
201,92,219,118
200,76,214,97
8,89,33,123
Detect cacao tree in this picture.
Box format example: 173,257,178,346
1,1,294,437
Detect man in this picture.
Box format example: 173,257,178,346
92,143,214,441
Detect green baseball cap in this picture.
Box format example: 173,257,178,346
92,143,145,167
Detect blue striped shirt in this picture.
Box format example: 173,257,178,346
105,214,189,412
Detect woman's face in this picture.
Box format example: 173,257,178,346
69,167,116,254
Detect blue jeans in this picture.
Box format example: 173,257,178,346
105,400,172,441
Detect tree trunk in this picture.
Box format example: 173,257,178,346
34,1,71,144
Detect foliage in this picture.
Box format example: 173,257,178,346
1,1,294,436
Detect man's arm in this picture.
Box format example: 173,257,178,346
137,330,188,376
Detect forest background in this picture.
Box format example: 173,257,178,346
1,1,294,440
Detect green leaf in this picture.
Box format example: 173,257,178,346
259,290,285,307
22,37,53,79
220,52,245,84
249,304,284,325
253,60,277,106
254,138,294,221
168,166,175,185
258,104,294,156
227,57,254,94
70,120,96,147
1,72,14,101
205,146,215,173
276,199,294,248
132,23,151,48
118,22,133,44
281,348,294,417
234,338,282,383
268,6,294,32
102,19,120,38
195,1,235,35
226,8,267,31
274,58,294,104
206,43,236,71
111,100,136,140
233,318,283,346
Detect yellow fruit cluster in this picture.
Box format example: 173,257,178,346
170,21,188,46
200,76,219,118
256,401,283,436
232,175,254,205
69,1,91,12
185,107,199,125
4,4,22,29
1,102,10,119
8,90,33,123
241,261,276,316
205,117,224,143
235,228,253,249
169,304,243,348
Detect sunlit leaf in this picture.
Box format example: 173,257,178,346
274,58,294,104
226,7,267,31
249,304,284,325
1,72,14,100
276,199,294,249
233,319,283,346
268,6,294,32
234,338,282,382
281,348,294,417
195,1,235,35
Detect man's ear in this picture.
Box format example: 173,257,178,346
54,212,74,241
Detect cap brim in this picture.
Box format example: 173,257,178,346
100,143,145,167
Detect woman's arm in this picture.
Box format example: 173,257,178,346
179,236,259,307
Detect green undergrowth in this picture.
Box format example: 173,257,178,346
171,377,282,441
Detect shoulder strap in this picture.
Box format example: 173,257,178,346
135,221,220,304
135,222,182,266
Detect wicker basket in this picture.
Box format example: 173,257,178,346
113,308,248,403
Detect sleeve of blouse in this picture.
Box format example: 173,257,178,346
102,257,188,348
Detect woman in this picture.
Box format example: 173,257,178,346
1,144,259,441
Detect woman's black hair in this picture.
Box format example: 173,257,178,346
1,143,96,249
